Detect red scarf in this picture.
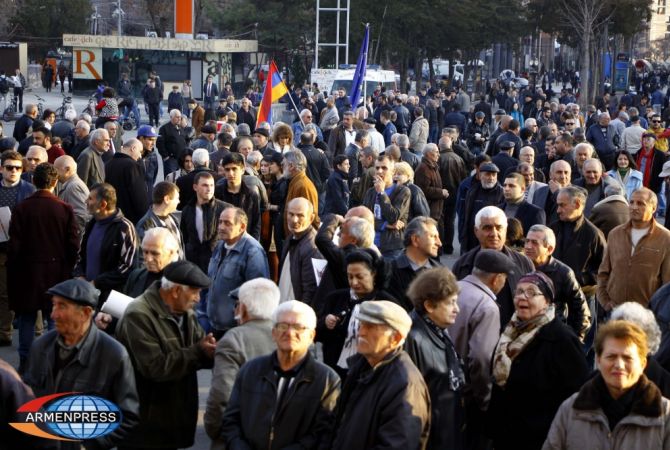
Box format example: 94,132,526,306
636,146,655,188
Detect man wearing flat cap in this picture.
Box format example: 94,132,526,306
24,278,139,450
461,163,504,252
491,140,518,175
116,260,216,450
324,300,431,450
449,249,514,449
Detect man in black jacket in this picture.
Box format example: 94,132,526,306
222,301,340,449
298,130,331,211
158,109,187,174
324,300,430,450
104,138,148,224
388,217,442,310
523,224,590,340
461,163,504,252
214,152,261,240
500,172,546,234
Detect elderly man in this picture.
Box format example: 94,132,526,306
325,300,430,449
533,160,572,223
598,187,670,309
103,116,121,160
190,123,217,153
362,154,411,258
511,145,546,183
518,162,547,203
283,150,320,232
104,138,148,224
24,279,139,448
158,109,187,174
69,119,91,159
523,224,590,340
586,112,619,170
573,142,595,178
388,217,443,310
54,155,90,236
589,182,630,238
461,162,504,252
221,300,340,448
449,250,515,448
453,205,534,328
292,108,324,145
573,158,617,217
123,227,181,298
551,185,606,292
278,198,322,305
8,163,79,371
77,128,109,188
208,207,269,337
74,183,138,303
22,145,48,184
205,278,280,449
415,143,448,226
116,260,215,450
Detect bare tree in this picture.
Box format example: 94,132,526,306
557,0,613,106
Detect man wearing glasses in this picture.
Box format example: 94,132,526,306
0,151,35,347
221,300,340,449
563,114,577,135
292,108,324,146
647,113,670,152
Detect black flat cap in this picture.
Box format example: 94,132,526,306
47,279,100,308
495,109,506,115
479,162,500,173
201,124,217,134
500,141,515,150
164,261,211,288
253,128,269,138
474,250,516,275
364,117,377,125
263,152,284,165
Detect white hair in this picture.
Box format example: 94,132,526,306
272,300,317,329
160,276,185,290
575,142,595,157
78,113,92,125
524,118,537,128
611,302,661,355
527,224,556,248
239,278,280,320
169,109,182,118
89,128,108,144
246,150,263,166
143,227,180,262
192,148,210,167
76,120,90,133
26,145,48,163
299,108,312,118
64,109,77,122
396,134,409,149
474,206,507,229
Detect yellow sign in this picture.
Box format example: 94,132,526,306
62,34,257,53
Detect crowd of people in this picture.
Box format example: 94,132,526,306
3,69,670,449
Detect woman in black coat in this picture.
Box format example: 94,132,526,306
316,248,396,377
486,271,589,450
404,267,466,450
324,155,350,216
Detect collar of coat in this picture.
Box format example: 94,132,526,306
573,373,663,418
347,346,404,384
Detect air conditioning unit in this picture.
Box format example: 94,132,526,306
146,31,158,38
196,33,209,40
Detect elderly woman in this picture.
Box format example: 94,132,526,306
487,271,589,450
317,249,395,376
405,267,465,450
394,161,430,222
610,301,670,396
544,321,670,449
606,149,643,200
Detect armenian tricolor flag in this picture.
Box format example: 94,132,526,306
256,60,289,128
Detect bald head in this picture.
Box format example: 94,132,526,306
345,205,375,225
26,146,48,172
286,197,315,236
54,155,77,182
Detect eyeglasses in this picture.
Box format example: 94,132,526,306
514,288,544,299
3,165,21,171
275,322,311,333
565,122,575,125
652,121,662,124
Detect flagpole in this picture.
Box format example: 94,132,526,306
287,91,306,127
363,23,369,112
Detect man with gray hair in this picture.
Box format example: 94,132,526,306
523,224,590,340
344,129,370,187
585,112,619,170
283,150,319,231
324,300,429,449
589,182,630,238
388,216,443,310
453,205,534,327
292,108,324,145
69,119,91,160
573,158,617,216
54,154,90,236
396,133,420,170
222,300,340,449
116,260,216,449
77,127,109,188
22,145,47,184
205,278,280,448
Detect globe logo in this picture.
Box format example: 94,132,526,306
44,394,122,440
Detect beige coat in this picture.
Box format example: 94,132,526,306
543,375,670,450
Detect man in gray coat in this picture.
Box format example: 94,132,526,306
77,128,109,188
54,154,90,237
205,278,279,449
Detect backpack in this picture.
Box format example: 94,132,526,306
0,77,9,94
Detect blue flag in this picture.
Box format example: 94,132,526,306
349,24,369,110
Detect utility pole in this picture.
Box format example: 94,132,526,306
117,0,122,36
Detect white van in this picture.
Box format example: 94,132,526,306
422,60,464,83
330,67,398,97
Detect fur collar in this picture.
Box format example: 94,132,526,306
574,374,663,418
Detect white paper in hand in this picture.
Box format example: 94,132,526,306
101,290,134,319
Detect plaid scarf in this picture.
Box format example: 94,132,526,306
492,305,555,388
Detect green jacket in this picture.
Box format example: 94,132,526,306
116,281,212,448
